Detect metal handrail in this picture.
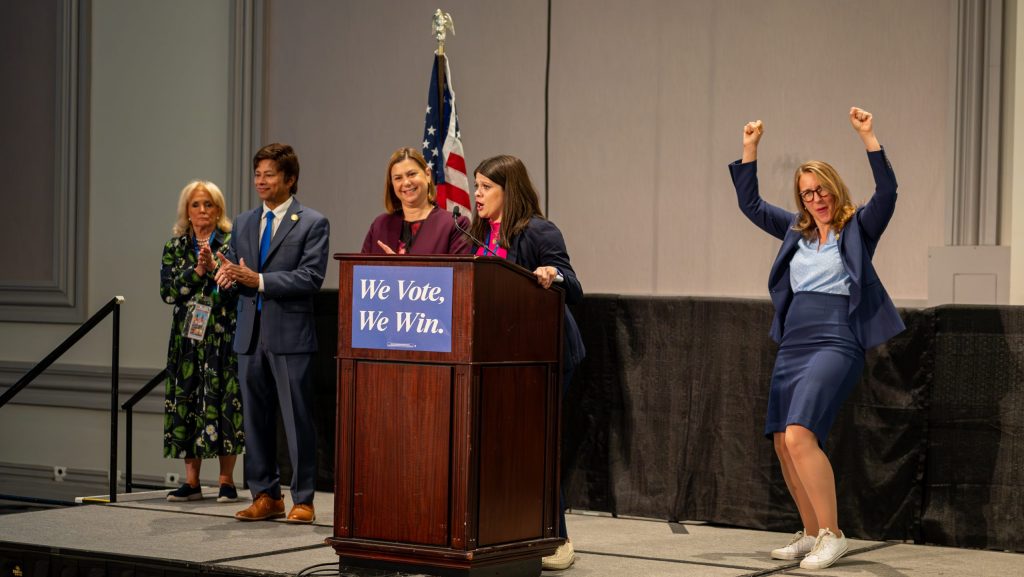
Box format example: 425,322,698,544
121,368,170,493
0,296,124,503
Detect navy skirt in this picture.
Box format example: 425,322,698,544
765,292,865,446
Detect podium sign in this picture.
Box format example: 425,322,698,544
329,254,565,577
351,265,454,352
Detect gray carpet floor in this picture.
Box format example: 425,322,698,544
0,488,1020,576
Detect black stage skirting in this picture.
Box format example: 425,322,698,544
306,292,1023,552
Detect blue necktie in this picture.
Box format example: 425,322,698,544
258,211,274,310
259,211,274,271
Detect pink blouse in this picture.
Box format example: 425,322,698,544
475,220,508,259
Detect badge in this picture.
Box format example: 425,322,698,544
184,299,213,341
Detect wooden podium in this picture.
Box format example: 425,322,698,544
327,254,565,577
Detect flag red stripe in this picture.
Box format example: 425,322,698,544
438,183,470,208
436,185,448,210
446,153,466,174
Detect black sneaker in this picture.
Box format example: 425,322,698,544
166,483,203,502
217,484,239,503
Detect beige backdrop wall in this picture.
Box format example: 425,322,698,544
264,0,549,284
266,0,949,303
0,0,964,482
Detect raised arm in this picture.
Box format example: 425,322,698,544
729,119,794,240
742,120,763,163
850,107,880,152
850,107,897,244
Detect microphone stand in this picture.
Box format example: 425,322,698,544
452,207,499,257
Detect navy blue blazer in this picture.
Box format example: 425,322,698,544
229,197,330,355
729,149,904,350
505,216,586,368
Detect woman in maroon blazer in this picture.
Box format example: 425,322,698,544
361,147,472,255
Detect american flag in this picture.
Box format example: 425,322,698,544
422,53,470,214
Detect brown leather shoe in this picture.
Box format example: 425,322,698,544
285,503,315,524
234,493,285,521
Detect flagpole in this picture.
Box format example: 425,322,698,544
432,10,453,151
435,54,446,137
431,10,455,208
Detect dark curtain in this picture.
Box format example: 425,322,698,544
920,306,1024,551
312,291,1024,552
563,297,928,542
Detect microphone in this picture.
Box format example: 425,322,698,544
452,206,499,257
451,207,564,284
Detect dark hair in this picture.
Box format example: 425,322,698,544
470,155,543,248
253,143,300,195
384,147,436,214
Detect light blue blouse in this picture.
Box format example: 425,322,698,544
789,229,851,295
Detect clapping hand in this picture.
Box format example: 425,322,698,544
215,253,259,289
196,244,217,275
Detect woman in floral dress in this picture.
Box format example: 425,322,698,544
159,180,244,502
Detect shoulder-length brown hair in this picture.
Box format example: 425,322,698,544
383,147,437,214
172,180,232,237
470,155,543,248
792,160,856,239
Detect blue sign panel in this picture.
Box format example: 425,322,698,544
351,265,454,352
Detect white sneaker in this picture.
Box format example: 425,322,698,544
542,540,575,571
800,528,848,570
771,530,817,560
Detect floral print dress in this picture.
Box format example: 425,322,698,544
160,231,245,459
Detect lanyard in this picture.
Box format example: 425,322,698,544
483,227,502,258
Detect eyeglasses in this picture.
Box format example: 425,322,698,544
799,186,831,202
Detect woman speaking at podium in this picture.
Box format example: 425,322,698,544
362,147,472,255
471,154,585,571
728,108,903,570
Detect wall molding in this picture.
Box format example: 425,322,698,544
0,461,172,490
0,0,90,323
0,361,165,414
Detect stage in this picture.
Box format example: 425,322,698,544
1,488,1020,577
1,296,1022,575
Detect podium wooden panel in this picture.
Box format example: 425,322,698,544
328,255,565,577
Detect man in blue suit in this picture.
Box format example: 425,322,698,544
215,143,329,523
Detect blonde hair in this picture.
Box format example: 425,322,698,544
383,147,436,214
792,160,855,239
172,180,232,236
